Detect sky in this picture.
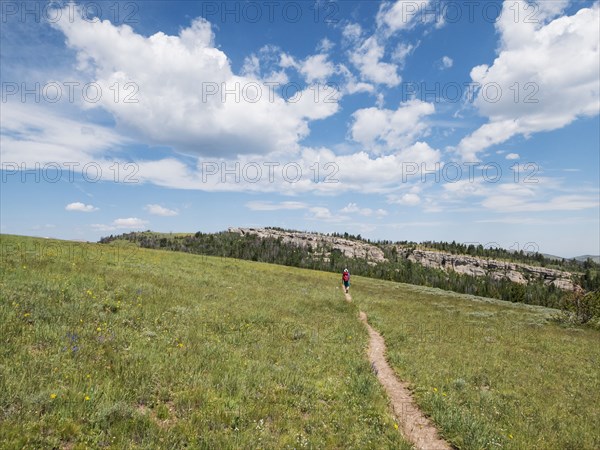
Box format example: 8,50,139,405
1,0,599,258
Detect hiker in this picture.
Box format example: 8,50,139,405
342,268,350,293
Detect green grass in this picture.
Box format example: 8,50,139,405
2,234,599,449
0,235,408,449
354,278,600,449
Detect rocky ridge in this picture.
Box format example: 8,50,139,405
229,227,386,263
398,248,580,291
228,227,580,291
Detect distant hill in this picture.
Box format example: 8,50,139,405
99,228,600,309
574,255,600,263
527,252,600,264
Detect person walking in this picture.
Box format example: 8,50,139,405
342,268,350,294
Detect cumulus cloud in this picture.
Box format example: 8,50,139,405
307,206,337,221
50,9,339,157
299,54,336,83
338,64,375,94
66,202,98,212
505,153,520,160
351,100,436,152
145,204,178,216
349,35,401,87
456,1,599,160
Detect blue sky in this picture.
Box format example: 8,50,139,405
1,0,599,257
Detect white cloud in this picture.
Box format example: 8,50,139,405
457,2,600,159
65,202,98,212
533,0,571,22
113,218,148,228
1,102,127,164
340,203,361,213
91,217,149,232
50,9,339,157
441,56,453,69
317,38,335,52
439,177,599,214
349,36,401,87
241,54,261,78
145,204,178,216
441,179,488,199
389,193,421,206
340,203,388,217
391,42,417,67
455,120,520,161
338,64,375,94
482,194,599,213
299,54,335,83
279,52,298,69
308,206,338,221
376,0,433,33
245,201,307,211
342,23,363,44
351,100,436,152
278,50,336,84
505,153,520,160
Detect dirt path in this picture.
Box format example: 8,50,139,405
358,309,452,450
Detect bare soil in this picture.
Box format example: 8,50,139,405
358,310,452,450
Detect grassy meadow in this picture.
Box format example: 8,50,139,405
1,234,599,449
0,235,408,449
354,279,600,449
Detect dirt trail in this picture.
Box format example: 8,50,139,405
358,309,452,450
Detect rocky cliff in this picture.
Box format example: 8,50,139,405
228,227,386,263
398,248,580,292
228,228,580,291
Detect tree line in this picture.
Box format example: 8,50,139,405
100,230,599,314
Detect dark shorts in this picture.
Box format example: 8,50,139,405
343,281,350,288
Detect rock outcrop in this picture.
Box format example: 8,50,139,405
227,228,581,291
228,227,386,263
398,248,581,291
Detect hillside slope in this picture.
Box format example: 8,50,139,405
230,227,583,291
2,234,599,449
0,234,409,449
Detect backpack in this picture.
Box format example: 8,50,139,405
343,272,349,281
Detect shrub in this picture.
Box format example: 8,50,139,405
554,290,600,329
